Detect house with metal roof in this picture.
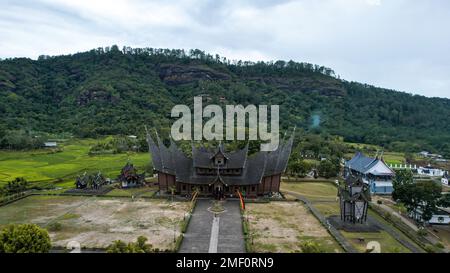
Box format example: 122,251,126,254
146,131,294,198
344,152,395,195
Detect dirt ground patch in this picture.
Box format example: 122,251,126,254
245,201,342,253
0,195,190,250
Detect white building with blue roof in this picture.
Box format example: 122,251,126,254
344,152,395,195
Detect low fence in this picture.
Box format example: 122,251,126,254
0,190,36,207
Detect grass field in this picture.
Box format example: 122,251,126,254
0,195,189,250
245,202,342,253
340,230,410,253
105,187,157,197
281,182,338,202
280,181,422,253
344,140,407,165
0,138,150,187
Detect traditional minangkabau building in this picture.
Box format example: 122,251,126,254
338,174,371,223
344,152,395,195
146,132,294,198
75,171,107,190
117,162,145,188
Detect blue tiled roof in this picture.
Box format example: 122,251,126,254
346,152,379,174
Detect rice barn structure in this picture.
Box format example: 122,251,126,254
146,131,294,198
338,174,371,224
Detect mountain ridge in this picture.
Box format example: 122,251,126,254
0,46,449,156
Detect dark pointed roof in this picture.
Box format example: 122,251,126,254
192,142,248,169
146,129,294,186
339,174,372,201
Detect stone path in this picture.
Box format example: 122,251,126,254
371,196,419,231
372,197,446,252
179,199,245,253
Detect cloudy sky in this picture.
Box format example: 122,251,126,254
1,0,449,98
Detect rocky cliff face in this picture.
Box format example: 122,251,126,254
77,87,119,106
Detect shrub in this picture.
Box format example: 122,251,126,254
435,242,444,249
106,236,153,253
299,241,324,253
377,200,382,204
417,228,427,237
423,244,437,253
47,222,62,232
0,224,51,253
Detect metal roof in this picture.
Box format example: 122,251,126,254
345,152,394,176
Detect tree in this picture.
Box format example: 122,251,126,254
0,177,28,196
413,181,442,222
317,159,339,178
438,194,450,208
393,170,442,223
288,159,311,177
0,224,51,253
106,236,153,253
392,169,414,202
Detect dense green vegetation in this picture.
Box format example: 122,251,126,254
0,177,28,196
392,170,446,222
0,224,51,253
0,46,449,157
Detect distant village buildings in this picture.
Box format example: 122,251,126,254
344,152,395,195
410,207,450,225
417,166,445,177
418,151,447,162
442,172,449,186
43,141,57,148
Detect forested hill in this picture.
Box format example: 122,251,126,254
0,46,449,156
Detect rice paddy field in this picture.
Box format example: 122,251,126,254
0,195,190,250
0,138,150,188
281,181,423,253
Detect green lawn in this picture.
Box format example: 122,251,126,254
106,187,156,197
340,230,411,253
281,181,424,253
0,138,151,187
381,152,406,165
344,141,407,165
281,182,338,202
0,195,88,226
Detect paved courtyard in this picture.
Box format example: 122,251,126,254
179,199,245,253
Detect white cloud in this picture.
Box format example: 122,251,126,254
0,0,449,98
366,0,381,6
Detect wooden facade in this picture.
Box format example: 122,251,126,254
147,131,294,199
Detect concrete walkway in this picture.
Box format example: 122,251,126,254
371,197,419,231
179,199,245,253
372,197,448,252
